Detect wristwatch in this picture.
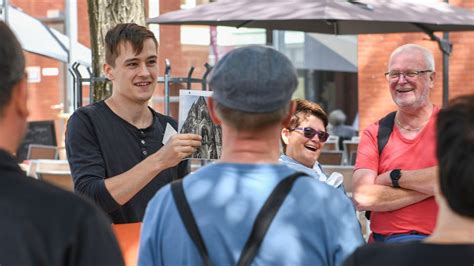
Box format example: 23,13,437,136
390,169,402,188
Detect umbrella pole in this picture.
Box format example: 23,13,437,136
442,0,450,107
442,32,450,107
266,29,273,46
1,0,9,24
414,24,452,108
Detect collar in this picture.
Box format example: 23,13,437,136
279,154,301,165
0,149,23,173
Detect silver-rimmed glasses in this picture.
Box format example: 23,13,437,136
384,70,433,82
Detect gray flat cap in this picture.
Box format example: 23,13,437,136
209,45,298,113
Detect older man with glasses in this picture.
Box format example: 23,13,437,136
352,44,439,243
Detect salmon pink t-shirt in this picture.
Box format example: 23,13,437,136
355,106,439,235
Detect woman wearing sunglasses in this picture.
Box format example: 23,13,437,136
280,99,344,192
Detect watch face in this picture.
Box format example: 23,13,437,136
390,169,401,180
390,169,401,188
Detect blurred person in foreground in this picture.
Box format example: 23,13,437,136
139,45,363,266
0,21,123,266
344,95,474,266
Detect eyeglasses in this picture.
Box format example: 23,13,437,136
289,127,329,142
384,70,433,82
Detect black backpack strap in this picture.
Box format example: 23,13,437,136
366,111,397,220
171,180,212,266
237,172,307,266
377,111,396,156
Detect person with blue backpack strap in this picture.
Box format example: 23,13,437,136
139,45,364,266
352,44,439,243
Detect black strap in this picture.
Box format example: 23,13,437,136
237,172,306,266
366,111,396,220
377,111,396,156
171,172,307,266
171,180,212,266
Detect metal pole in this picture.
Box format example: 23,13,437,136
414,23,452,108
266,28,273,46
1,0,9,23
442,0,449,107
66,0,78,112
202,63,212,91
73,63,83,108
164,59,171,115
442,32,449,107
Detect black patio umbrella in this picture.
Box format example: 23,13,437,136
148,0,474,105
149,0,474,34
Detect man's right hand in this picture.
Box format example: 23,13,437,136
102,133,201,206
153,133,202,169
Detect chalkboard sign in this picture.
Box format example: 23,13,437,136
16,120,57,162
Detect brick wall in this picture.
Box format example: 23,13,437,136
12,0,65,122
11,0,69,146
357,0,474,131
156,0,210,118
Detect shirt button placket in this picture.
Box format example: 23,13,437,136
140,131,147,157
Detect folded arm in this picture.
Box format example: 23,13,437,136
352,168,430,212
373,166,437,195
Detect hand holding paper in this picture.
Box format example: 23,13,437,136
154,126,202,169
162,123,178,145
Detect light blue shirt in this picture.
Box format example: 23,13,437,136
139,163,364,266
279,155,345,192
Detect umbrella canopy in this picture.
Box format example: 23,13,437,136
305,33,357,72
7,5,91,66
148,0,474,35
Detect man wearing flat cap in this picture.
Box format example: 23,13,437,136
139,45,364,266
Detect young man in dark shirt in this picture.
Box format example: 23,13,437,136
0,21,124,266
344,95,474,266
66,23,201,223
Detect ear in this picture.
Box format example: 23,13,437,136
208,98,221,125
282,101,296,128
103,63,114,80
12,76,29,118
281,127,291,145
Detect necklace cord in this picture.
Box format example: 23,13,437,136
395,116,429,131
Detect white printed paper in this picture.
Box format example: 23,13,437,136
162,123,177,145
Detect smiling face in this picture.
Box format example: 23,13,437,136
104,38,158,104
282,114,327,168
388,49,435,110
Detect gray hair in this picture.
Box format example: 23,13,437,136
328,109,346,126
389,44,435,71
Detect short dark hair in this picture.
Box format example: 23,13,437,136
105,23,158,66
0,22,25,117
214,101,290,131
282,99,328,153
436,95,474,218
